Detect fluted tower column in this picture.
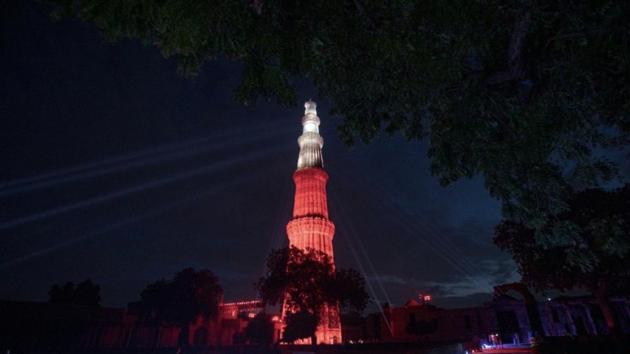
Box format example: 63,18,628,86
283,100,342,344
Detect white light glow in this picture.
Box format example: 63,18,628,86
303,121,318,133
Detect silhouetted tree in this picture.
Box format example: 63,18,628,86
244,313,274,345
138,268,223,349
282,310,319,344
48,279,100,307
256,247,368,343
495,184,630,334
332,268,369,312
49,0,629,248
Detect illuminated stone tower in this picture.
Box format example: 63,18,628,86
283,100,342,344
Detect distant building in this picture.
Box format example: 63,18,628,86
539,295,630,337
220,299,265,320
363,298,495,346
0,298,268,351
2,292,629,351
359,294,630,347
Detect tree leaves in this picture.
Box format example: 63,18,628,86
48,0,630,246
282,310,319,343
138,267,223,326
48,279,101,307
256,247,368,342
494,184,630,293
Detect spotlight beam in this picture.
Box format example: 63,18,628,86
0,173,261,270
0,144,292,231
0,123,292,197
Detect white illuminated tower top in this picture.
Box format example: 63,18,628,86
296,100,324,170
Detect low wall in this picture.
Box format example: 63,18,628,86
24,342,467,354
280,342,466,354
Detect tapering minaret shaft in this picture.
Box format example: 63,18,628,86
282,100,342,344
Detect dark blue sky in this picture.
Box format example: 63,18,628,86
0,1,516,309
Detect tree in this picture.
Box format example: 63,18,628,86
244,313,275,346
48,279,101,307
48,0,629,251
282,310,319,344
494,184,630,334
332,268,369,312
256,247,368,343
494,282,544,337
138,268,223,348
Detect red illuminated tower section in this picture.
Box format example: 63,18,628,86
284,100,342,344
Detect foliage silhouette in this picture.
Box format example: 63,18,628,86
257,247,368,343
495,184,630,334
48,0,630,250
48,279,101,307
244,313,275,345
137,268,223,348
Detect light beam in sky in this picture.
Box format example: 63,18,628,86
0,120,292,197
0,142,292,231
0,172,261,270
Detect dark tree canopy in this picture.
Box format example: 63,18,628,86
495,184,630,333
50,0,630,262
138,268,223,347
256,247,368,342
495,184,630,291
48,0,629,240
48,279,101,307
243,313,275,345
331,268,369,312
282,310,319,344
257,247,368,313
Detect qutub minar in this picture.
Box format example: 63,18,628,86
282,100,342,344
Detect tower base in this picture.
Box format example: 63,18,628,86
314,304,342,344
280,303,342,344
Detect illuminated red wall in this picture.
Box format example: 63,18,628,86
284,167,342,344
291,167,330,219
286,167,335,258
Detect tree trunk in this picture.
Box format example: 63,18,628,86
495,283,544,337
594,281,618,335
311,333,317,345
178,323,190,350
485,10,531,85
155,326,161,348
525,301,544,337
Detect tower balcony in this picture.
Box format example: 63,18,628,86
286,216,335,257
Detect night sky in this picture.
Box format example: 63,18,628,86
0,1,517,310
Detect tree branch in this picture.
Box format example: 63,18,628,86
251,0,263,15
352,0,377,30
486,11,531,86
